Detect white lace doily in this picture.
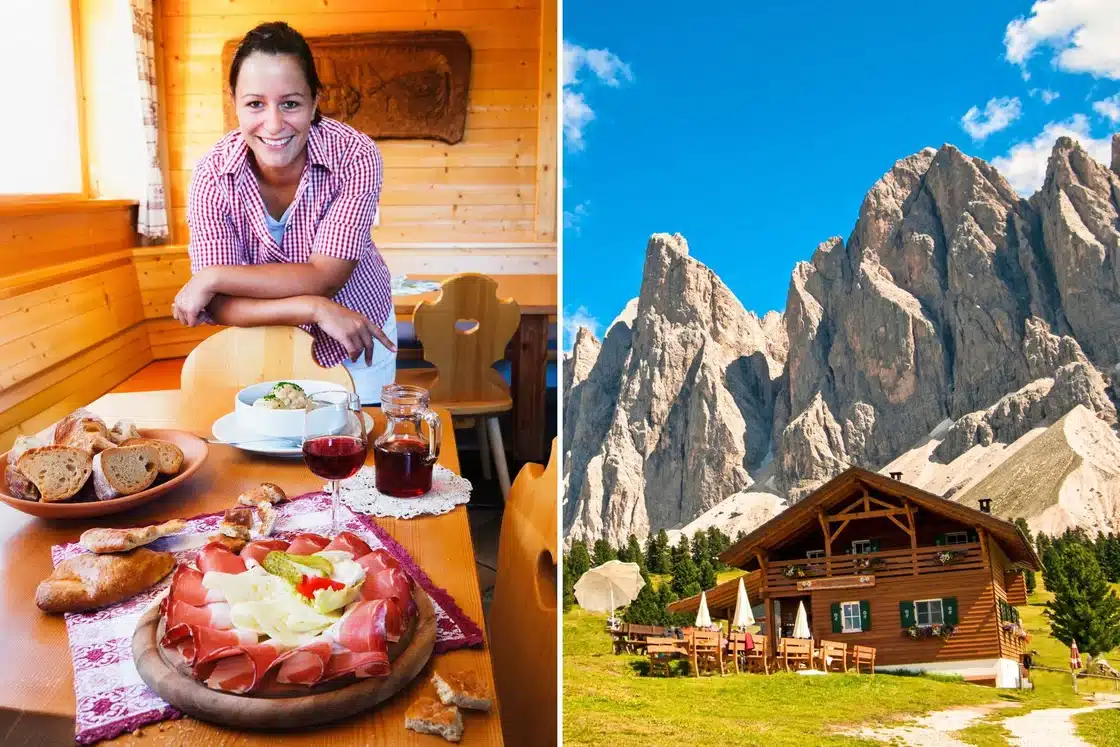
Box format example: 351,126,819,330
329,464,472,519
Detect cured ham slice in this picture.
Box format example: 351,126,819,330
321,531,372,559
286,533,330,556
161,623,258,666
355,548,401,574
196,640,288,694
361,567,415,618
339,598,403,649
166,599,234,631
167,564,225,608
197,541,247,575
272,639,333,685
322,646,390,680
240,538,290,568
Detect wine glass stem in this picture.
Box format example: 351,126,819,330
331,479,340,535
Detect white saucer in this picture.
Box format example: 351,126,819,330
211,411,376,458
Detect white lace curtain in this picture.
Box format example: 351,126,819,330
128,0,168,240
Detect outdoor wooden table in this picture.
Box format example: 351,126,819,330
0,390,503,746
395,273,557,464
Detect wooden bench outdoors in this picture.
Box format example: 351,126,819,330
817,639,848,672
612,623,669,654
745,633,770,674
850,644,876,674
779,638,814,672
689,630,725,677
728,632,770,675
646,636,687,677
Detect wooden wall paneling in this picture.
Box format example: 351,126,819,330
0,206,137,277
533,0,556,241
143,318,223,359
160,0,542,15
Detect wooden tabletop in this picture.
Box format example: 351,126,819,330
0,391,502,746
393,274,557,317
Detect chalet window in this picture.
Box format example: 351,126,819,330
0,0,83,195
944,531,969,545
806,550,825,559
915,599,944,626
841,602,862,632
831,600,872,633
851,540,872,554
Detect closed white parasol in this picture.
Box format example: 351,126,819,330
695,590,712,628
792,600,812,639
573,560,645,615
731,577,755,628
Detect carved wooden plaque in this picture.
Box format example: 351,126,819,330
222,30,471,143
795,575,876,591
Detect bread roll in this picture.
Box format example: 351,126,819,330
54,410,115,454
36,548,175,613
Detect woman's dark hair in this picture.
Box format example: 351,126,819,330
228,22,322,123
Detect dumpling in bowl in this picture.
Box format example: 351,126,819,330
252,382,309,410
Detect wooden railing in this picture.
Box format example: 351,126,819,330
764,543,986,593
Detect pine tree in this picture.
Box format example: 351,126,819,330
735,529,747,543
1014,517,1038,594
692,530,710,566
671,551,701,598
645,529,659,573
698,559,717,591
562,555,575,612
626,534,645,573
615,541,630,564
671,535,691,569
592,539,616,567
1044,542,1120,656
568,540,591,582
655,530,673,574
707,527,729,570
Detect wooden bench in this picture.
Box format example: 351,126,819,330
689,630,725,677
646,636,687,677
745,634,770,674
779,638,814,672
612,623,669,654
850,644,876,674
818,639,848,672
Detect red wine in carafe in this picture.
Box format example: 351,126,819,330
303,436,366,480
374,438,433,497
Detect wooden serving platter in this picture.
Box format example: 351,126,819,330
132,588,436,729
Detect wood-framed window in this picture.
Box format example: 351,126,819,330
806,549,825,559
914,598,945,626
0,0,87,200
944,531,969,545
841,601,862,632
851,539,872,554
831,600,871,633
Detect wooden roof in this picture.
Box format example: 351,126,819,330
718,467,1042,571
666,572,763,615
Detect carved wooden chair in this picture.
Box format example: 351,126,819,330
646,637,687,677
395,274,521,499
850,644,876,674
180,325,355,427
779,638,814,671
689,630,725,677
727,631,752,674
489,438,557,746
818,639,849,672
745,633,771,674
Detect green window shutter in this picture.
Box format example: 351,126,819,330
860,600,871,631
934,534,944,546
899,600,915,627
831,602,842,633
967,529,979,543
943,597,959,625
870,539,881,552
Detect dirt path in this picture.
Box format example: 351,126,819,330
1002,700,1120,747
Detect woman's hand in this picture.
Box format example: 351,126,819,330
172,271,217,327
312,298,397,365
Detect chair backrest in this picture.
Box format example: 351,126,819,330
632,624,665,637
412,274,521,401
852,645,875,660
180,326,355,428
781,638,813,655
692,630,721,650
820,639,847,654
489,438,557,747
751,634,769,652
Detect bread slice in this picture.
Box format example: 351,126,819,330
54,410,115,454
79,519,186,553
35,547,175,613
119,438,184,475
237,482,287,505
4,435,49,501
108,420,141,445
91,444,160,500
404,697,463,743
432,670,493,712
15,446,93,502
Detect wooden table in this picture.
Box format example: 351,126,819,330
0,391,502,746
394,274,556,464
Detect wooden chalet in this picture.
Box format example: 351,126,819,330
672,467,1039,687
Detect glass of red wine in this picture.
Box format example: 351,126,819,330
303,390,366,535
373,384,442,498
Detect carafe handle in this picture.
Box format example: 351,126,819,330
420,407,442,465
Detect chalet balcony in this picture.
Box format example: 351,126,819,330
763,543,986,594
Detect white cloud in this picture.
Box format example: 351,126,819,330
562,305,601,352
563,41,632,150
1029,87,1060,103
991,114,1112,195
1005,0,1120,80
563,201,590,234
960,97,1022,140
1092,93,1120,122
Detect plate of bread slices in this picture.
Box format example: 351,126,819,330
0,408,208,519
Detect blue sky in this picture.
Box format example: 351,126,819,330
561,0,1120,350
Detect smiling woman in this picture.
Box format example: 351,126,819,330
174,21,398,404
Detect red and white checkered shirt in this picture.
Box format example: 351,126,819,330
186,116,392,367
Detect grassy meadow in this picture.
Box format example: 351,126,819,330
563,577,1120,746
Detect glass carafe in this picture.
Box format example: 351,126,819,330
373,384,442,498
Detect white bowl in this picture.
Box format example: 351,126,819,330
234,380,351,440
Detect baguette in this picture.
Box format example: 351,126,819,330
108,420,141,445
15,446,93,502
119,438,184,475
79,519,187,554
35,548,175,613
91,444,160,500
237,483,287,506
404,697,463,743
54,410,115,454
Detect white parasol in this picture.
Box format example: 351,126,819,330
573,560,645,615
695,590,712,628
792,600,812,639
731,577,755,628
